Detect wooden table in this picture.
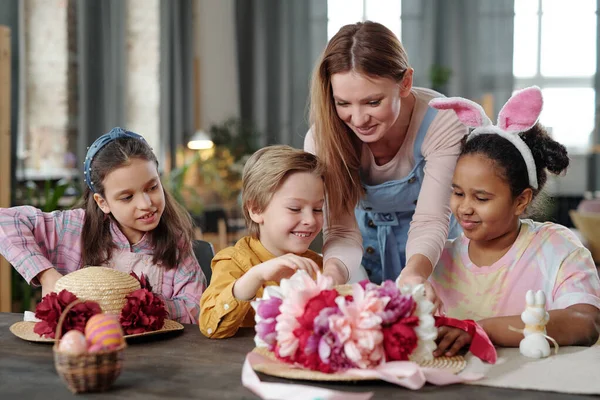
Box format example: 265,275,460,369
0,313,590,399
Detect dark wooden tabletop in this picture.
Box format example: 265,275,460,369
0,313,592,399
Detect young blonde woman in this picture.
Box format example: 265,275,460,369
305,21,467,306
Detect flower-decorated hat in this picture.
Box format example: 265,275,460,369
247,271,496,388
10,267,183,343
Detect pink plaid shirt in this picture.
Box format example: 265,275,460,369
0,206,205,324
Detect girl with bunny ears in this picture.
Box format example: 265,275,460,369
427,87,600,357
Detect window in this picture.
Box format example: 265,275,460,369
513,0,597,152
327,0,402,40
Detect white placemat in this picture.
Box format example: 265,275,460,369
463,345,600,394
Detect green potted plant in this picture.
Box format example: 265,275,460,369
429,64,453,95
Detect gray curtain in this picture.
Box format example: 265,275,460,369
76,0,127,169
589,0,600,192
235,0,327,148
402,0,514,117
160,0,194,171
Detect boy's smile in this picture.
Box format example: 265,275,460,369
249,171,325,257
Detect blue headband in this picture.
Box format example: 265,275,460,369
83,127,146,192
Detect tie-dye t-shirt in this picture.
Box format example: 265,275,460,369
430,219,600,320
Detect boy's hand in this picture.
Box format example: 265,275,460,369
434,326,472,357
233,254,320,301
256,254,320,283
38,268,63,297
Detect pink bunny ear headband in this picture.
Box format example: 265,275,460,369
429,86,543,189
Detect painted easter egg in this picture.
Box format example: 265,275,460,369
58,330,87,355
87,342,109,353
85,314,125,350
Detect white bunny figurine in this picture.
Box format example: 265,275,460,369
519,290,551,358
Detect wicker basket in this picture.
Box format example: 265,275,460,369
53,300,126,393
569,211,600,263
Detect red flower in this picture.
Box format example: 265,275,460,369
62,301,102,334
382,316,420,361
33,290,101,338
129,271,153,292
296,289,338,330
119,288,167,335
280,290,339,373
288,326,333,373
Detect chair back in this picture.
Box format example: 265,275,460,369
192,240,215,284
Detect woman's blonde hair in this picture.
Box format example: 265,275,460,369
242,145,325,238
309,21,410,223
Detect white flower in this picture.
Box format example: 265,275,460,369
401,284,438,362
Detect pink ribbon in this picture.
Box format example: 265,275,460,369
242,352,483,399
435,316,498,364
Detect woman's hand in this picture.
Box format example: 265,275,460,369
397,273,442,311
397,255,442,311
37,268,63,297
321,258,349,285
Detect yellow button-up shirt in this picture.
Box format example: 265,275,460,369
199,236,323,339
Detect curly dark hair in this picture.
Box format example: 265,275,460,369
460,123,569,200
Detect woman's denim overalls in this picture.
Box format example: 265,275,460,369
355,107,461,284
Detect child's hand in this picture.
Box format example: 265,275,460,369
233,254,320,301
256,254,320,283
434,326,472,357
38,268,63,297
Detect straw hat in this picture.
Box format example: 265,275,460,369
251,347,467,381
569,211,600,263
54,267,141,315
10,267,184,343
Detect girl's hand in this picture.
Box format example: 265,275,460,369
256,254,321,283
38,269,63,297
434,326,472,357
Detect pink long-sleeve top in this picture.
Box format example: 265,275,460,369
0,206,206,324
305,87,468,282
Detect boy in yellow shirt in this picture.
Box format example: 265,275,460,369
200,145,325,338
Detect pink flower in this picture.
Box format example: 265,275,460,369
366,280,415,325
329,284,387,369
318,331,355,371
256,297,283,320
275,271,334,358
256,319,278,350
254,296,283,350
283,290,340,372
